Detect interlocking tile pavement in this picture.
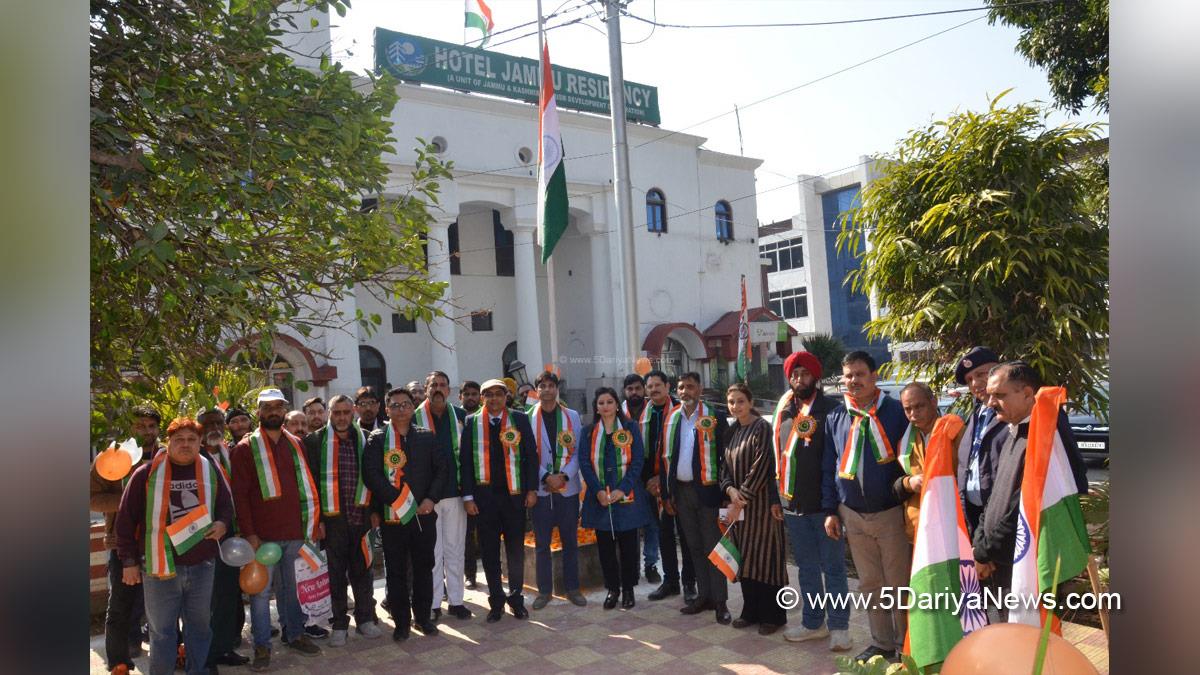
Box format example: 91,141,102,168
89,563,1109,674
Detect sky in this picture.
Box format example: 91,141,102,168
329,0,1108,223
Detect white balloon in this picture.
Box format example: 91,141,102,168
220,537,255,567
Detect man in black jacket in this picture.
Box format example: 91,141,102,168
459,379,538,623
954,346,1007,538
362,387,445,642
662,372,731,624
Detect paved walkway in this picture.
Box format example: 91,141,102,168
89,565,1108,674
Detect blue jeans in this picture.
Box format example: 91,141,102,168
785,511,850,630
142,559,215,675
642,515,660,569
249,539,305,647
532,492,580,594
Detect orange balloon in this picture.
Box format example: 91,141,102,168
942,623,1098,675
96,448,133,481
239,560,269,595
634,357,652,376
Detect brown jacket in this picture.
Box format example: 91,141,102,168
89,446,160,550
892,426,964,542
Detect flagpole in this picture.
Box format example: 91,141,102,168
536,0,561,376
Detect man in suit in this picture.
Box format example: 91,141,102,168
954,346,1006,538
459,379,538,622
361,387,445,642
662,371,731,624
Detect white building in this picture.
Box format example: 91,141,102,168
245,15,787,409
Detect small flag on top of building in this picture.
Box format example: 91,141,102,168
708,532,742,582
735,275,751,381
465,0,494,47
537,40,568,264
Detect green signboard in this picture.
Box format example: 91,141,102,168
374,28,660,125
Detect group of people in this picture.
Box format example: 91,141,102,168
92,347,1091,674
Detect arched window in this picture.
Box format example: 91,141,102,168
646,188,667,233
359,346,387,400
715,200,733,242
493,210,514,277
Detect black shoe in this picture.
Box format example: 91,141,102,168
683,583,698,604
855,646,896,662
213,652,250,666
644,566,662,584
715,602,732,625
465,577,478,590
249,646,270,672
269,626,280,638
415,619,439,636
381,598,391,612
621,589,635,610
731,617,753,629
392,625,410,642
510,604,529,619
603,590,620,610
679,599,714,615
486,607,503,623
447,604,473,620
431,608,441,623
286,634,321,657
304,624,329,640
648,581,680,601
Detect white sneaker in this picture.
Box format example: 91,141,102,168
328,629,348,647
829,629,852,651
784,624,829,643
356,621,383,639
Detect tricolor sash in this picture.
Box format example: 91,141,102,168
533,402,575,473
664,402,720,485
470,411,523,495
590,420,634,503
838,392,897,479
897,425,925,476
414,400,465,483
382,423,412,523
772,390,817,500
317,423,370,515
247,428,320,540
144,453,219,578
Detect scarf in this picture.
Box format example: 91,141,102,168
838,391,897,480
247,427,320,540
897,424,926,476
413,399,464,481
318,422,370,515
772,389,817,501
665,401,720,485
590,419,634,503
144,453,219,578
382,423,411,523
470,411,522,495
532,402,575,473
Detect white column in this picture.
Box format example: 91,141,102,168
589,229,616,378
510,220,545,371
326,290,363,394
427,217,460,389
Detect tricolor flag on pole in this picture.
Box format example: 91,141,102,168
465,0,494,47
390,483,419,525
537,40,568,263
708,532,742,582
1010,386,1092,630
735,275,750,381
904,415,988,670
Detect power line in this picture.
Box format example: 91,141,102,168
622,0,1060,30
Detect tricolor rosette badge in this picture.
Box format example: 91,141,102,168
500,428,521,449
697,415,717,436
793,414,817,441
386,449,406,469
557,429,575,449
611,428,633,451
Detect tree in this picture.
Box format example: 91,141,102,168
987,0,1109,113
839,94,1108,416
801,333,847,384
90,0,451,436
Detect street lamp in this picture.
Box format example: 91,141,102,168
505,359,530,388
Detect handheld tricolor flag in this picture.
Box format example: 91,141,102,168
735,276,750,381
465,0,494,47
904,415,988,670
361,528,380,568
537,40,568,263
390,483,418,525
708,532,742,582
1009,386,1092,630
166,504,213,555
298,541,325,572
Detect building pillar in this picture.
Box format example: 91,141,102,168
589,230,616,378
427,216,460,389
510,220,545,371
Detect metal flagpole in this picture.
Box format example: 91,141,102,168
605,0,640,368
537,0,560,375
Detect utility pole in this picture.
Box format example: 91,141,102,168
605,0,640,366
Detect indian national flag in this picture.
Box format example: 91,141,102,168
465,0,494,47
1010,386,1092,629
166,504,213,555
361,529,379,567
904,415,988,670
298,541,325,572
391,483,418,525
735,275,750,381
708,533,741,582
537,40,568,264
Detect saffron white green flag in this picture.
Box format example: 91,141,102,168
735,275,750,381
465,0,494,47
1010,387,1092,630
537,40,568,263
904,415,988,670
389,483,419,525
708,532,741,582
